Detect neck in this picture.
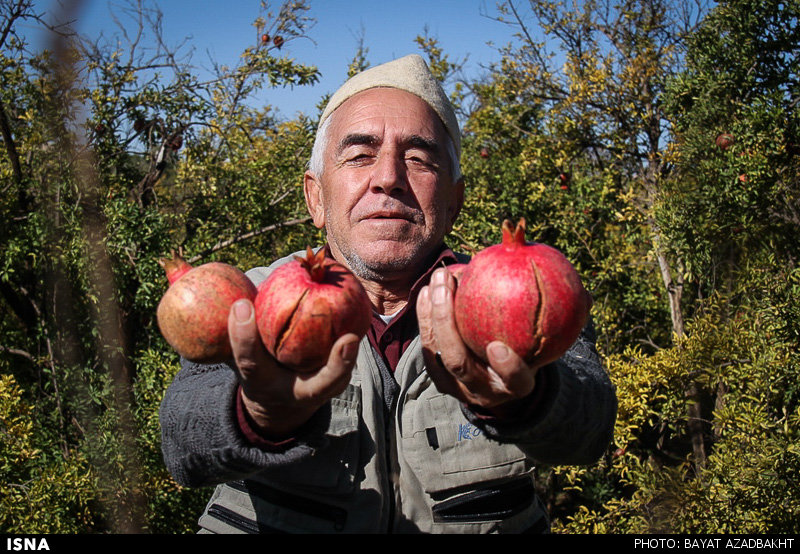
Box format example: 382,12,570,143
361,277,412,316
324,243,445,316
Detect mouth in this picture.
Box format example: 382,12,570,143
366,211,411,220
361,208,422,223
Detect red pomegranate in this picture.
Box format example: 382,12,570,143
156,250,257,364
453,219,592,368
254,248,372,372
169,134,183,151
716,133,734,150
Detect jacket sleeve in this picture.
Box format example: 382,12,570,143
158,358,331,488
461,319,618,466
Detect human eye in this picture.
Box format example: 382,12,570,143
342,146,375,166
405,150,439,171
337,134,379,167
404,136,442,171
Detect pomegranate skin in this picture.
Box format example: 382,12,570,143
156,251,257,364
254,248,372,372
453,219,592,368
446,263,468,281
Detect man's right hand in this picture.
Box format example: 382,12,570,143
227,298,360,440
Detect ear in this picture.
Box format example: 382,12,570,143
304,170,326,229
445,178,465,233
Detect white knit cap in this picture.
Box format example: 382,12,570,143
318,54,461,159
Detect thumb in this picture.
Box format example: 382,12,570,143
300,333,361,398
228,298,272,376
331,332,360,370
485,341,536,398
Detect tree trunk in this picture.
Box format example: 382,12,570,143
655,246,685,340
652,232,707,473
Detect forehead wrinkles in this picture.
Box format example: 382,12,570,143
330,90,440,141
315,88,458,179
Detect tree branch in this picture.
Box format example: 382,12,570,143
0,344,34,361
187,216,312,264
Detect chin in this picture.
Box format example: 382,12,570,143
342,245,430,282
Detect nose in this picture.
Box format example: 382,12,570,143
370,152,408,195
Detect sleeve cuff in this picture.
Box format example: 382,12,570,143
464,366,552,432
235,386,296,450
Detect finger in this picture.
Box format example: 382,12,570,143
296,332,361,400
228,298,273,379
485,341,536,398
417,284,464,397
416,285,437,351
428,268,472,380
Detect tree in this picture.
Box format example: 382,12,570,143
660,0,800,289
459,0,800,532
553,0,800,532
0,0,321,532
462,0,711,353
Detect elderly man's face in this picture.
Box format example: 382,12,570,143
304,88,464,284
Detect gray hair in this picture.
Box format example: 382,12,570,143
307,115,463,182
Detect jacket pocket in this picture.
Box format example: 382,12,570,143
259,384,362,493
205,502,283,533
400,388,531,494
200,480,348,533
431,475,535,523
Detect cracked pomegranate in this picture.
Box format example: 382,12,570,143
453,218,592,368
254,248,372,372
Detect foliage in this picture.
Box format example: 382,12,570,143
0,0,318,533
558,264,800,533
0,0,798,535
458,0,700,355
543,0,799,533
460,0,800,533
659,0,800,289
0,373,98,532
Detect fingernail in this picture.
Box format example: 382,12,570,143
342,340,358,363
233,299,253,323
488,342,510,362
432,283,448,305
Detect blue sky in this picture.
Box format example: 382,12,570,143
43,0,524,119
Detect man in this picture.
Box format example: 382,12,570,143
159,54,617,534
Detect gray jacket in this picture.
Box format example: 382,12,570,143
159,250,617,533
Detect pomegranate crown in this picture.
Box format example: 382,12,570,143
158,248,192,284
501,218,527,247
294,247,328,282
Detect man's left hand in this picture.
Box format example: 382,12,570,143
417,267,538,415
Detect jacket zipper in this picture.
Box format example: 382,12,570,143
431,475,536,523
206,503,269,534
366,343,398,533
